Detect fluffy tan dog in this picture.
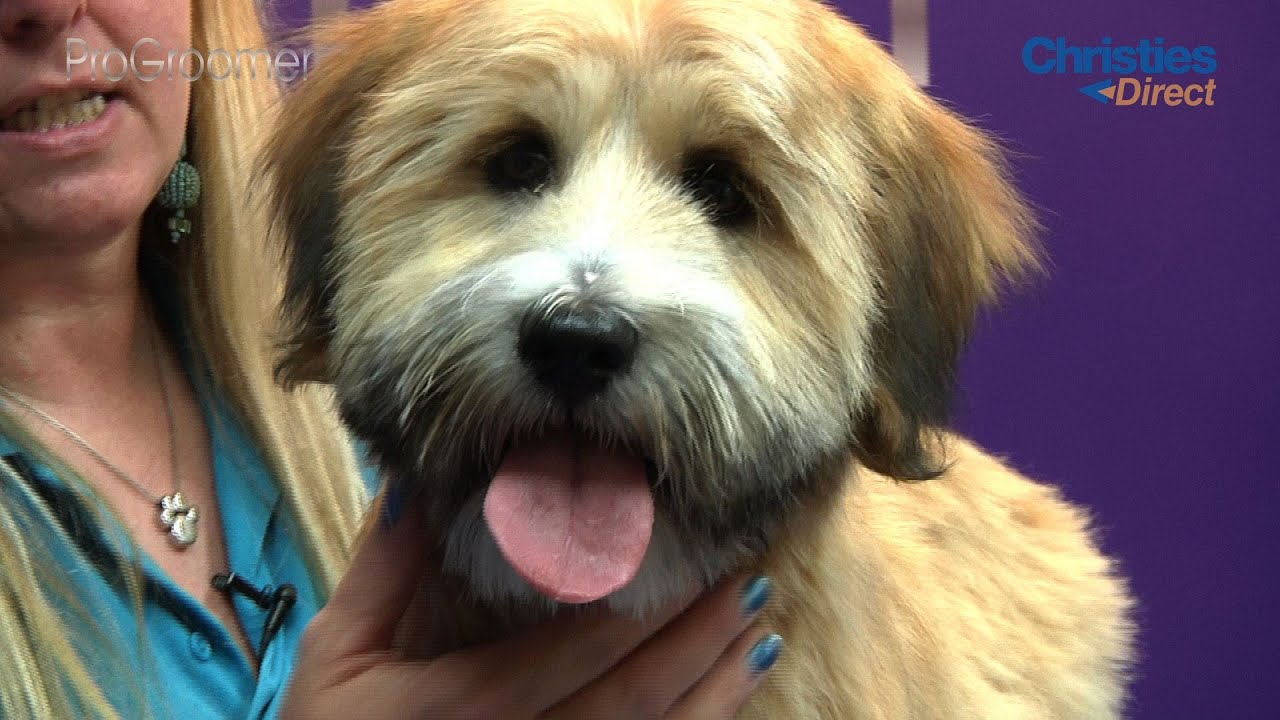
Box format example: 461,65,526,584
262,0,1136,716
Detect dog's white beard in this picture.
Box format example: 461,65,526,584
441,493,727,619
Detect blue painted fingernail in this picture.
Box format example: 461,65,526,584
740,575,771,616
748,633,783,675
380,481,407,531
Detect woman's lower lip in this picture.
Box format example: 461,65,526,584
0,98,121,157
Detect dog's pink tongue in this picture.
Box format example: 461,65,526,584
484,433,653,604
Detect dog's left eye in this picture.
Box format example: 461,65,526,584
485,132,556,194
681,152,756,228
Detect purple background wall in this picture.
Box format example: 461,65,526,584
273,2,1279,716
914,3,1278,718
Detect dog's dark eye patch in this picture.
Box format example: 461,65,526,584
484,130,556,195
680,149,757,228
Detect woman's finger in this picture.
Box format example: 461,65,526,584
298,588,703,720
306,493,430,659
666,630,783,719
543,574,771,719
438,585,703,716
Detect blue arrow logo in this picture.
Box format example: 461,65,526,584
1079,79,1117,104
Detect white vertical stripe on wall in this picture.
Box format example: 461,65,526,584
310,0,350,18
891,0,929,86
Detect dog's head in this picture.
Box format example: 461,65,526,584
263,0,1037,615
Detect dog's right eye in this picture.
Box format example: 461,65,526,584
680,150,756,228
485,133,555,194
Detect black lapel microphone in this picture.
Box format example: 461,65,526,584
212,572,298,657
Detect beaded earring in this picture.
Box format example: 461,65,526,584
155,138,201,243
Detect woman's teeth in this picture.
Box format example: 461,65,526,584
0,92,109,133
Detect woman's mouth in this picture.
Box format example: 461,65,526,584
0,91,113,133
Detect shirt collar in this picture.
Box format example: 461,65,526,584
0,257,283,574
0,363,282,572
0,434,20,458
199,381,281,575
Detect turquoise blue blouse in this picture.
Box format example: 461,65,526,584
0,269,380,718
0,383,380,719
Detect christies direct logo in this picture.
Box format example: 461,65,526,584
1022,36,1218,107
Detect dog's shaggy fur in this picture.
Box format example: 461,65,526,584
262,0,1136,716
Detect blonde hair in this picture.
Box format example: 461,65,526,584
0,1,370,716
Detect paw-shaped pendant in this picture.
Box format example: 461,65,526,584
160,493,199,546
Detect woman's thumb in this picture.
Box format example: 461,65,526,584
313,487,430,657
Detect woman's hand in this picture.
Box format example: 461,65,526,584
279,503,781,719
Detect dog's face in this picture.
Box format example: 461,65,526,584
264,0,1036,615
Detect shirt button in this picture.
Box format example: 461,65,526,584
189,631,212,662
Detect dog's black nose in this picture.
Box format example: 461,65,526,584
518,304,639,402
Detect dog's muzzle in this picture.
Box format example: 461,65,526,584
470,298,657,607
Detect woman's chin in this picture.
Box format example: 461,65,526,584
0,204,150,256
0,170,165,251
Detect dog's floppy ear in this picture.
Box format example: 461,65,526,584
258,11,405,388
852,80,1041,481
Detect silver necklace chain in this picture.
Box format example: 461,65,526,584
0,319,199,547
